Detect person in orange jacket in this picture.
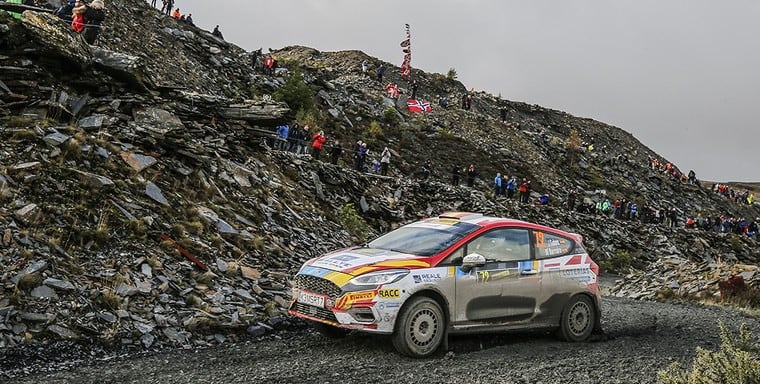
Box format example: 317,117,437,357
311,130,327,161
172,8,181,20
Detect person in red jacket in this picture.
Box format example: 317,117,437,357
71,0,86,32
311,130,327,161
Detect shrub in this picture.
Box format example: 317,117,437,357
446,68,458,80
339,203,370,241
598,249,633,274
730,235,743,253
658,322,760,384
565,129,583,168
367,121,383,138
383,107,400,127
274,68,314,112
295,108,320,129
718,276,760,309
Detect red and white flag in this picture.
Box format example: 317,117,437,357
407,99,431,113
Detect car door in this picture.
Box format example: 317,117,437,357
532,230,591,322
453,227,539,324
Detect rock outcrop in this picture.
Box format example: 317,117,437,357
0,0,757,352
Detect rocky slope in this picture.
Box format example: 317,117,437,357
0,0,757,356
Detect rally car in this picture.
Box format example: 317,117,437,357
288,212,602,357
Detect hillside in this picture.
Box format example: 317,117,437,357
0,0,758,353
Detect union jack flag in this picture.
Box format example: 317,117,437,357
407,99,431,113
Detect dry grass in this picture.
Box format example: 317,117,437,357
99,288,122,310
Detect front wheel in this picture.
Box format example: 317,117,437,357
392,296,446,358
558,295,595,342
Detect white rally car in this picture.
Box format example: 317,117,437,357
289,212,602,357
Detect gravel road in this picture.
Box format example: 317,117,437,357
3,294,757,384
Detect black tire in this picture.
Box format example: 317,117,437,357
558,295,595,342
312,322,349,338
392,296,446,358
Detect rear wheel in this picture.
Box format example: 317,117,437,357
558,295,595,342
392,296,445,358
312,322,349,338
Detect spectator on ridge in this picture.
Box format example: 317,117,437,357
376,64,385,82
172,7,181,20
212,25,224,40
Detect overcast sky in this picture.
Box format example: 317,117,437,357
175,0,760,182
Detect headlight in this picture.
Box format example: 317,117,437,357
348,269,409,286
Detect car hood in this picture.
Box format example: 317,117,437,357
306,247,431,275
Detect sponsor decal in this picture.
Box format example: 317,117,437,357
335,290,377,309
385,303,401,309
412,273,442,284
378,288,401,298
346,291,376,302
560,267,590,277
476,269,511,283
560,267,593,283
320,254,360,269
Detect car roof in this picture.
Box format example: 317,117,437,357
431,211,583,242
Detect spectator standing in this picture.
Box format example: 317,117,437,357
358,143,369,171
285,123,300,152
353,140,363,170
566,190,576,211
466,164,477,187
297,125,310,155
421,159,432,179
162,0,173,15
410,79,419,99
329,140,343,165
376,64,385,82
494,173,503,196
275,124,289,151
263,55,275,75
518,179,529,203
71,0,86,32
380,147,391,176
506,176,517,199
451,166,461,186
81,0,106,45
462,93,472,110
212,25,224,40
499,106,507,122
311,130,327,160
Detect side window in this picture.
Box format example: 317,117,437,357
534,231,574,259
468,228,530,262
441,245,465,265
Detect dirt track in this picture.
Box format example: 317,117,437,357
4,295,757,384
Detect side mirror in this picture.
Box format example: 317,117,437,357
460,253,486,273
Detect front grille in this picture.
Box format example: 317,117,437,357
291,302,338,323
293,274,342,298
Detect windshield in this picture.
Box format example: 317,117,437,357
368,222,479,256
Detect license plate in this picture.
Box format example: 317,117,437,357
297,291,325,308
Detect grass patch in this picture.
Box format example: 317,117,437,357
658,322,760,383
